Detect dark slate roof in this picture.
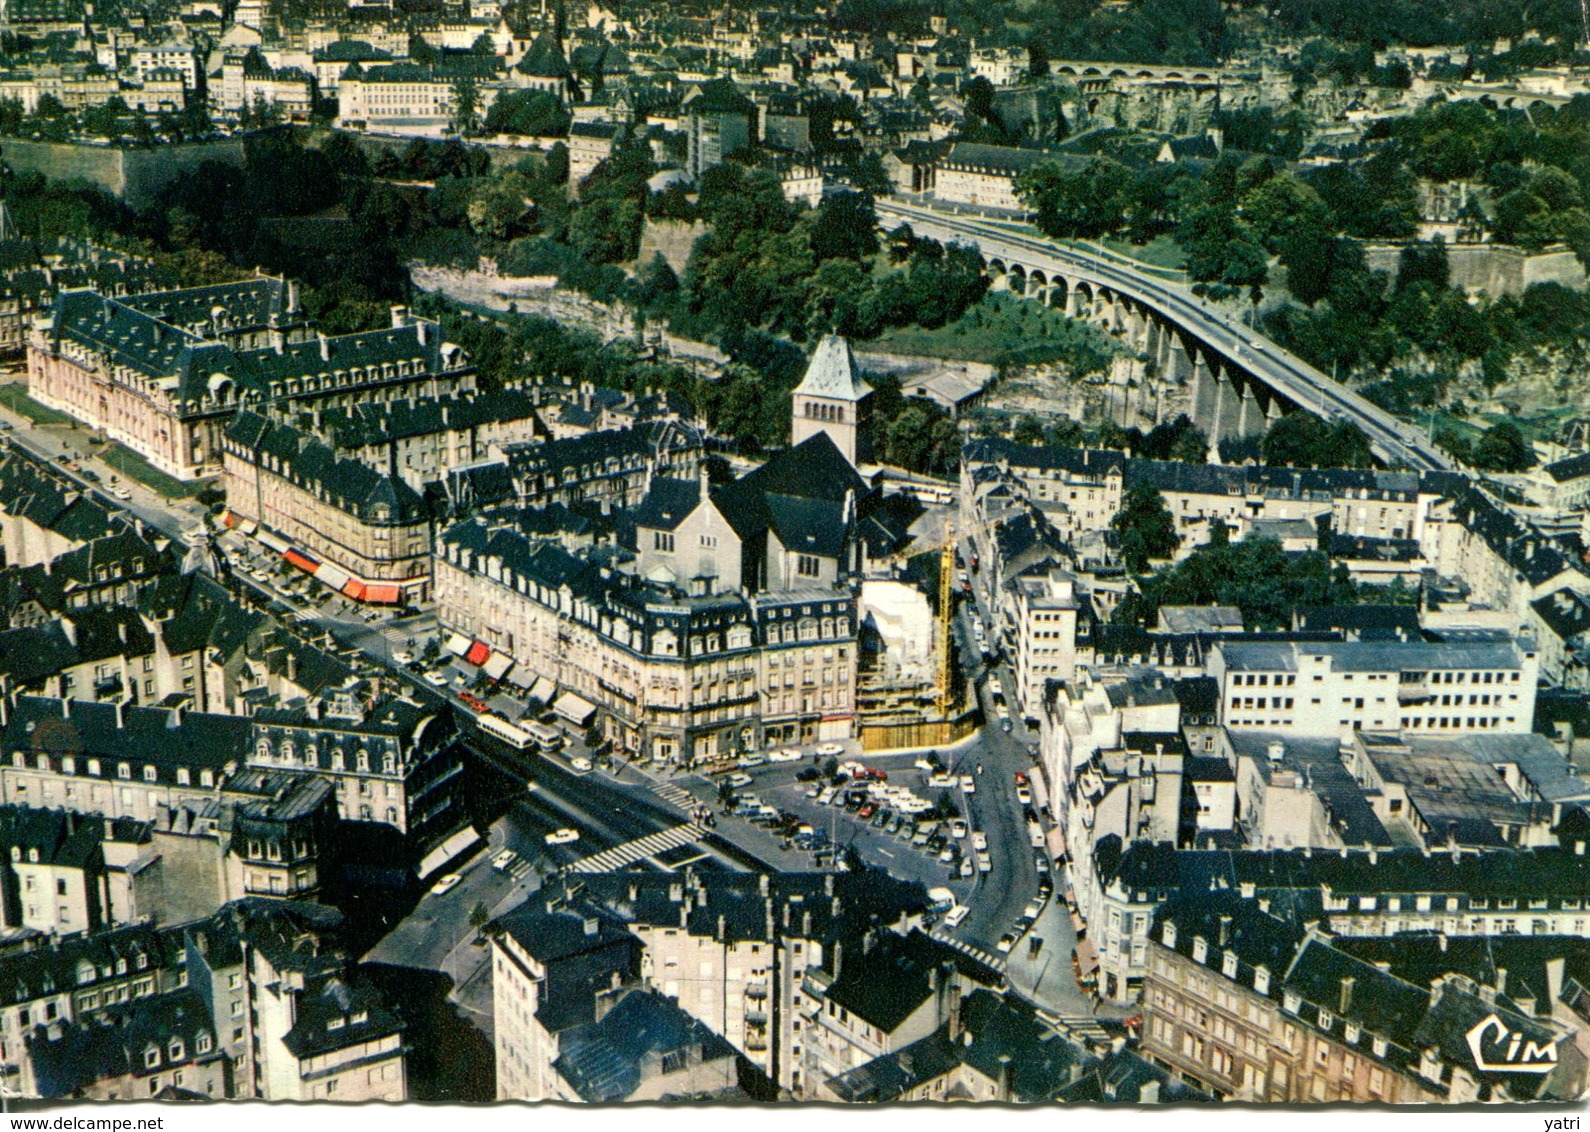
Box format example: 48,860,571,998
515,32,570,77
225,410,426,524
25,990,221,1097
1542,452,1590,484
823,929,1000,1034
119,277,293,331
493,896,635,965
578,870,929,946
631,477,705,533
0,623,80,684
553,988,739,1102
683,76,752,114
281,974,403,1059
2,697,251,780
941,142,1064,175
315,388,539,449
0,921,176,1010
1293,604,1422,640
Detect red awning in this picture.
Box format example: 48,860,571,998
284,549,319,573
222,511,237,529
365,584,403,605
465,640,490,666
342,579,366,600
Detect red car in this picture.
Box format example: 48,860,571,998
857,804,876,819
1015,771,1029,787
458,692,490,714
855,768,887,782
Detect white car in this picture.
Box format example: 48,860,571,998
727,772,753,788
1016,785,1033,805
928,772,956,789
545,828,580,845
392,650,415,665
950,819,968,840
815,742,845,757
768,748,802,763
942,904,970,928
424,671,450,687
914,756,936,772
568,756,593,773
492,850,517,871
111,486,132,501
960,775,975,795
972,831,988,851
429,874,461,895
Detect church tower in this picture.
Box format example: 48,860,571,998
790,335,872,467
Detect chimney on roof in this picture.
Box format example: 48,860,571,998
61,697,70,720
390,305,409,329
114,698,125,729
1339,976,1355,1016
583,915,599,936
1218,914,1231,948
832,940,842,979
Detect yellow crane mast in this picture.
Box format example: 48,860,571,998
937,522,956,717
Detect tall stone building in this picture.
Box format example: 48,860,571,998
789,336,873,468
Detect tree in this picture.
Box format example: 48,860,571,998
1260,411,1373,469
1026,38,1050,78
1470,421,1535,471
484,89,570,136
451,78,482,136
809,190,878,261
409,35,439,65
468,901,490,934
1112,482,1180,572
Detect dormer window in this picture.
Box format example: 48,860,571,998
118,763,131,780
1373,1036,1388,1057
196,1033,212,1054
1254,967,1271,995
350,1010,367,1024
168,1038,184,1061
327,1017,345,1031
144,1047,160,1069
1221,951,1238,979
1284,990,1301,1014
27,848,38,863
1162,923,1177,947
1318,1009,1334,1031
200,770,214,788
142,766,157,783
1191,937,1208,963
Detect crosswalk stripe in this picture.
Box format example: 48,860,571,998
570,823,707,874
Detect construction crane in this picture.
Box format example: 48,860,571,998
937,521,956,717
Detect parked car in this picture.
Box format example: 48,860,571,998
424,671,450,687
942,904,970,928
960,775,975,794
430,874,461,895
727,773,753,788
972,831,988,851
492,850,518,871
997,932,1017,954
768,748,802,763
949,819,968,839
568,756,593,773
392,650,415,665
1016,784,1033,805
857,804,876,820
738,754,767,769
815,742,845,757
458,692,490,714
545,828,580,845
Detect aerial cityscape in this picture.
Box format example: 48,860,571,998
0,0,1585,1108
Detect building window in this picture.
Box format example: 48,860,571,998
797,555,821,578
653,531,674,552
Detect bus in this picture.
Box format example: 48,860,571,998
477,713,535,749
522,720,565,753
478,713,564,753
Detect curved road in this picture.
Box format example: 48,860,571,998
877,198,1453,473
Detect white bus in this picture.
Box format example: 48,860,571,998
522,721,565,753
477,713,535,749
478,714,564,753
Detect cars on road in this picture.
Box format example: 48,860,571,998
949,819,968,839
960,775,975,794
392,650,415,665
429,874,461,895
727,772,753,788
492,850,518,871
424,671,450,687
545,828,580,845
768,748,802,763
568,756,593,773
815,742,845,757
